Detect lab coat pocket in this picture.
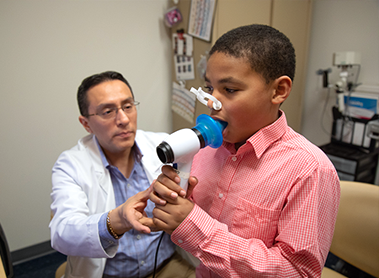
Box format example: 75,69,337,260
231,197,280,248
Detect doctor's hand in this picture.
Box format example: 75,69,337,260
109,186,155,236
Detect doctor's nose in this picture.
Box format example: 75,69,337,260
115,108,130,126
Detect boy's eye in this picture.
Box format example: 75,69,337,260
225,88,237,93
204,86,213,94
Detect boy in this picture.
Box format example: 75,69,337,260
150,24,340,277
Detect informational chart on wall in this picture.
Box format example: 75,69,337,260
171,82,196,123
173,32,195,81
188,0,216,41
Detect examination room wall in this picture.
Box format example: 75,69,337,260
302,0,379,146
0,0,172,253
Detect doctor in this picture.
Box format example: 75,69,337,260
50,71,195,278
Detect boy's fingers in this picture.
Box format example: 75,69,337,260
161,165,181,184
149,190,167,205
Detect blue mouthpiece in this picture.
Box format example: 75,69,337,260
193,114,227,148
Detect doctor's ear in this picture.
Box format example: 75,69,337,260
79,116,93,134
271,76,292,105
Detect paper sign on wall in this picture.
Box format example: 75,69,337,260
188,0,216,41
173,33,195,81
171,82,196,123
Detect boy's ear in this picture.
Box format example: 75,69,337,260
271,76,292,105
79,115,93,133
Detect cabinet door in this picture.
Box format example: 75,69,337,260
272,0,313,132
212,0,271,44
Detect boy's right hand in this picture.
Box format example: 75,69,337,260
149,165,198,234
149,165,198,205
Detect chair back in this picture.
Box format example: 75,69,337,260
330,181,379,277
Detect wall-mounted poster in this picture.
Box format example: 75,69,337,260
188,0,216,41
171,82,196,123
173,33,195,80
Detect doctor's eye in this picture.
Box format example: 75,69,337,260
101,108,116,117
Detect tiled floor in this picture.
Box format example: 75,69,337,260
13,251,66,278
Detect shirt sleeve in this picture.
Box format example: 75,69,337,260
171,165,340,277
98,212,120,252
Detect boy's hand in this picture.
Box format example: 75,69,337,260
153,195,194,234
150,165,198,204
149,165,198,234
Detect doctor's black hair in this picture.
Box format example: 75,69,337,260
77,71,134,117
209,24,296,84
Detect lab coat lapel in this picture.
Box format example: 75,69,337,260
85,135,116,209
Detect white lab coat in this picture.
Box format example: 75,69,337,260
49,130,168,278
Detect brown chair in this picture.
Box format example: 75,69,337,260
55,261,67,278
51,212,67,278
321,181,379,277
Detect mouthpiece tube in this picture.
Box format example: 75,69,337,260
156,114,227,190
156,141,174,164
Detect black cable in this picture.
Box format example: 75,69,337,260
152,231,165,278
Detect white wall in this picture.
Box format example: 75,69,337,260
302,0,379,146
0,0,172,252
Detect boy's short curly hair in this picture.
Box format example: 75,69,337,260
209,24,296,84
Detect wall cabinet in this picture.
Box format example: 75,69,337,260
171,0,313,133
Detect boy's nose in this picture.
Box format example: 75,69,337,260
207,99,214,110
207,92,222,110
190,87,222,110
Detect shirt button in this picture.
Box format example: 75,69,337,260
219,193,223,198
178,239,183,244
140,260,145,265
232,156,237,161
136,235,141,240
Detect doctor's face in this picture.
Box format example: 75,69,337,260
79,80,138,156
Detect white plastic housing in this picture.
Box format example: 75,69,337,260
161,128,200,190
